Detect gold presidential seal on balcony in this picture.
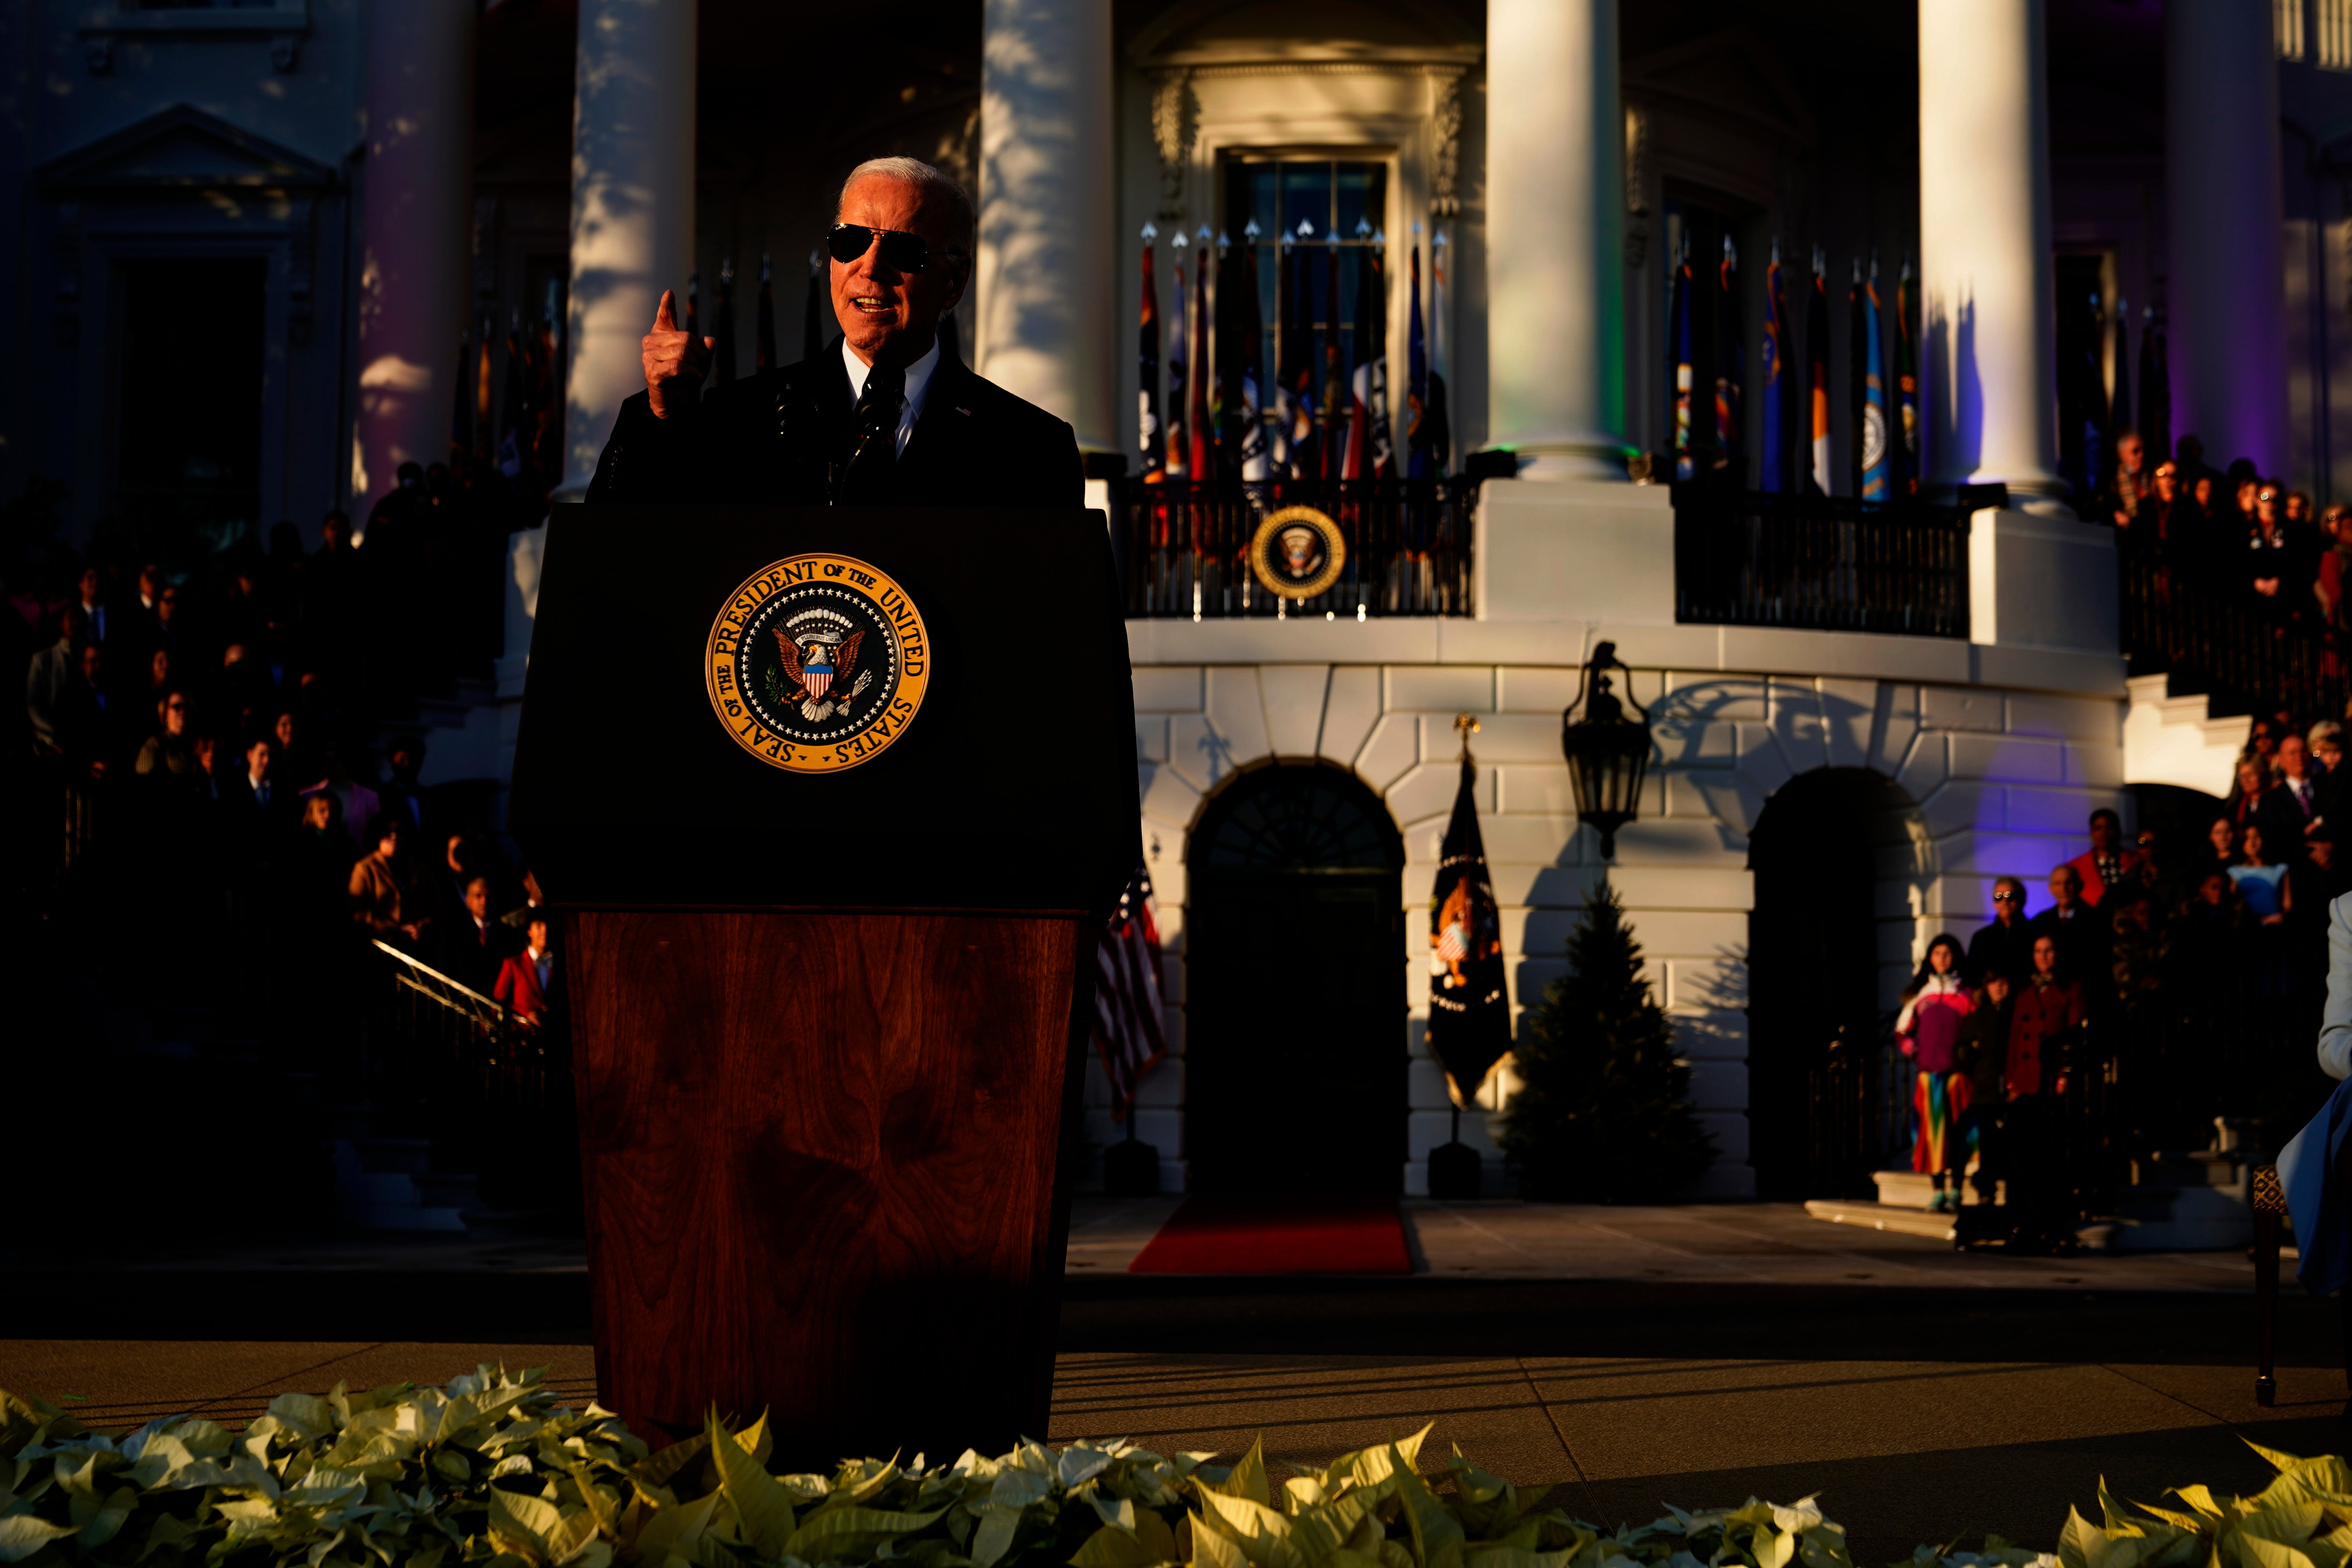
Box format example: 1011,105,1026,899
704,553,929,773
1247,505,1348,600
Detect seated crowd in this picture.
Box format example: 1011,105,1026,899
13,491,557,1032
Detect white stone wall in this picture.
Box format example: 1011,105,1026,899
1082,659,2128,1198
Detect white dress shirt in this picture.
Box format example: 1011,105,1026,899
841,338,941,459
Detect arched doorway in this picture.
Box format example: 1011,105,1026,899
1185,762,1406,1194
1746,768,1923,1198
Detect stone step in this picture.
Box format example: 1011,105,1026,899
1803,1199,1957,1241
1870,1169,2000,1209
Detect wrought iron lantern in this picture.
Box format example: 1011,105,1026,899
1560,641,1653,860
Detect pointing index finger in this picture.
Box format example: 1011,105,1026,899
653,289,677,332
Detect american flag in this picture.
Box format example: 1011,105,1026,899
1093,866,1167,1122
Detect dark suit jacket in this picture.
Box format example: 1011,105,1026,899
2261,772,2325,858
2030,906,2110,989
585,339,1083,510
1965,917,2034,987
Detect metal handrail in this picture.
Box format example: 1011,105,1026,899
371,938,514,1038
1671,483,1981,638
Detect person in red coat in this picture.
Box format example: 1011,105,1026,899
2065,809,2142,908
493,914,557,1031
1999,933,2088,1251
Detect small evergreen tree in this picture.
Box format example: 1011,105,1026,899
1501,880,1715,1201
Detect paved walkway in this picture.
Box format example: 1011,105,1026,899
7,1199,2331,1563
1068,1197,2269,1290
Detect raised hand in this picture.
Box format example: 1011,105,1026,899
642,289,715,420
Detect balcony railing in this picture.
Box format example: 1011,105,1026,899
1672,483,1996,639
2120,541,2347,721
1114,476,1477,619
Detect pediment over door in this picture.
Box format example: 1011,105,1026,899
36,103,337,192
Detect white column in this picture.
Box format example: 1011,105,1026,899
2166,0,2288,477
350,0,474,524
1918,0,2070,515
1484,0,1624,480
976,0,1117,460
558,0,697,499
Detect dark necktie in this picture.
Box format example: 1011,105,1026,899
836,361,905,505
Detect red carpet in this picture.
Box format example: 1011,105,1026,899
1126,1196,1415,1275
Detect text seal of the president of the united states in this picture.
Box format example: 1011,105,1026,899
706,554,930,773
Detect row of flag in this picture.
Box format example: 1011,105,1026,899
1137,221,1454,485
1686,237,2175,503
452,294,562,489
1676,238,1920,500
2064,296,2170,501
682,255,838,382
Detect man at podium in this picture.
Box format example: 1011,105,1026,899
586,156,1082,510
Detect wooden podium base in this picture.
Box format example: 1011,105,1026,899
565,908,1089,1464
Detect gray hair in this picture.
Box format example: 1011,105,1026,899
838,157,975,254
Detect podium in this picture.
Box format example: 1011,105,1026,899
510,503,1138,1464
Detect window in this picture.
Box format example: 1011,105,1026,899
1221,157,1389,397
2281,0,2309,61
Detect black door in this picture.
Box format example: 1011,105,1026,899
115,256,267,568
1746,768,1900,1198
1185,764,1405,1194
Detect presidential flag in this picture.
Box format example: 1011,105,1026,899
1806,247,1832,494
1670,236,1694,481
1093,866,1168,1122
1137,227,1165,483
1428,752,1511,1107
756,253,778,374
1759,241,1788,493
1166,231,1190,481
1859,257,1890,503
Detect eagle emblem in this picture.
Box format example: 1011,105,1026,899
771,627,872,722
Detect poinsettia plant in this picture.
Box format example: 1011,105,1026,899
0,1367,2337,1568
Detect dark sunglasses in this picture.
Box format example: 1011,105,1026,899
1993,891,2022,902
827,223,965,274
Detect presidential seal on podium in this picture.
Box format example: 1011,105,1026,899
705,552,931,773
